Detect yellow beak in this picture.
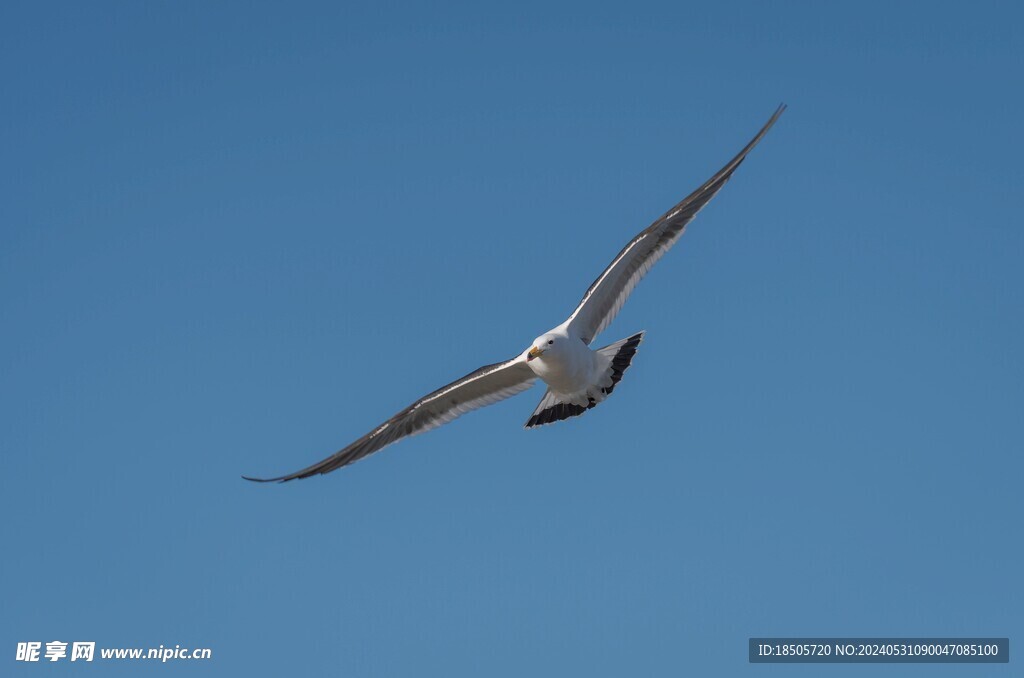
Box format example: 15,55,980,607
527,346,544,361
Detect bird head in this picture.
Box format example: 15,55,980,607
526,334,562,362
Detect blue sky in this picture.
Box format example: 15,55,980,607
2,1,1021,675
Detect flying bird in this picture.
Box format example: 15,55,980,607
245,105,785,482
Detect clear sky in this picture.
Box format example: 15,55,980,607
2,1,1021,676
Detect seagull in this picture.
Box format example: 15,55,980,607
245,105,785,482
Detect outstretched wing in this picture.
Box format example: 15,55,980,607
244,358,536,482
566,105,785,344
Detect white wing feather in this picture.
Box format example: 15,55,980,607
245,358,536,481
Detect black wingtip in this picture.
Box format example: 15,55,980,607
241,474,287,484
752,103,786,145
761,104,786,138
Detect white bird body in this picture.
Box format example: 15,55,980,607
520,324,646,424
246,106,784,482
523,325,591,393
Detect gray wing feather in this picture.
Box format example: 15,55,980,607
566,105,785,344
244,358,536,482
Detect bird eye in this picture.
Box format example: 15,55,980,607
548,340,554,345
